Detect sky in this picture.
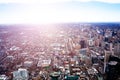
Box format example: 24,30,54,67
0,0,120,24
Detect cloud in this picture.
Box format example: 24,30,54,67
0,0,120,4
0,0,69,4
95,0,120,3
76,0,120,3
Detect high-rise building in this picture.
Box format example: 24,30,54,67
80,39,86,49
0,46,7,64
114,43,120,56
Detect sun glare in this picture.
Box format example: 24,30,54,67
19,6,59,24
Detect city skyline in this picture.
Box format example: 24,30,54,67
0,0,120,24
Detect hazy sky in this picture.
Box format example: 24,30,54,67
0,0,120,24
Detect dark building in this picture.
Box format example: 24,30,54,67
80,39,86,49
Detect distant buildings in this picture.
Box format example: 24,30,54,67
0,23,120,80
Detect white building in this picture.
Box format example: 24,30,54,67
24,61,33,67
0,75,8,80
37,59,51,67
13,68,29,80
